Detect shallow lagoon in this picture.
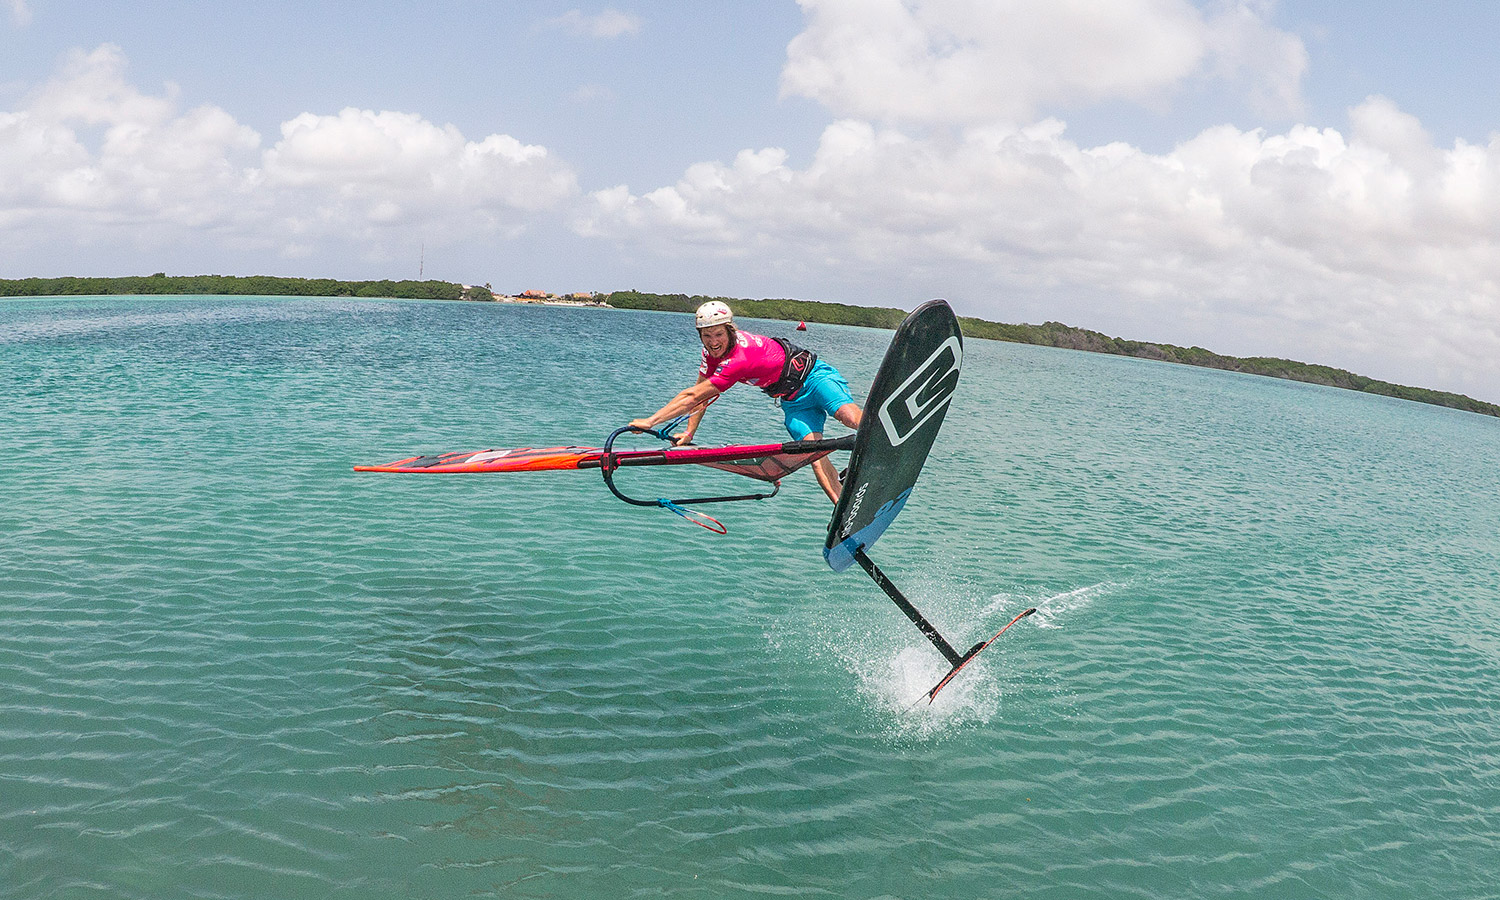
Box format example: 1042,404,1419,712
3,295,1498,898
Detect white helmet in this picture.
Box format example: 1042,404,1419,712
695,300,733,329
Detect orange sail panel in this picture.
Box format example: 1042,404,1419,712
353,447,602,473
355,435,855,479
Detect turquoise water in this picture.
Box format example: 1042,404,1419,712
3,295,1499,899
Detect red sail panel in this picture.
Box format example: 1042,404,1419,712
696,449,838,483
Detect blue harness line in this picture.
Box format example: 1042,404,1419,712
655,497,726,534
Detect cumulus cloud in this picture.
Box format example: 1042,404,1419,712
578,103,1500,395
781,0,1307,124
261,108,577,243
1202,0,1308,117
544,9,643,39
0,45,259,232
0,44,579,257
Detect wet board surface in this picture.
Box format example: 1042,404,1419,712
824,299,963,571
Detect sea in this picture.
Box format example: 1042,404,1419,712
3,295,1499,900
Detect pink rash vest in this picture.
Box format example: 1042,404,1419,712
699,330,787,393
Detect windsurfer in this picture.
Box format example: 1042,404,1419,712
629,301,862,502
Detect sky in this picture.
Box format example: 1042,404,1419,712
4,1,1500,401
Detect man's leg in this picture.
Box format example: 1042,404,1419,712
813,404,864,502
808,433,841,502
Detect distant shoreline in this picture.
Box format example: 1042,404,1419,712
491,292,610,308
4,274,1496,419
601,290,1500,420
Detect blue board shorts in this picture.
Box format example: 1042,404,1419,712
781,360,856,440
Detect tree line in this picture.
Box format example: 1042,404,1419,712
0,274,492,302
603,290,1500,419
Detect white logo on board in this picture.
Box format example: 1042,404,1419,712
839,481,869,538
876,336,962,447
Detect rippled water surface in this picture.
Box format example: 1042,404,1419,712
3,295,1499,899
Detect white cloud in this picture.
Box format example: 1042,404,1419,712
0,45,579,257
262,107,578,242
545,9,643,39
578,103,1500,396
0,45,259,231
8,0,31,27
1202,0,1308,117
26,45,178,128
781,0,1307,124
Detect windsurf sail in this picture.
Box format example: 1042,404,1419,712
354,446,602,473
354,435,851,480
823,299,1032,703
356,428,854,531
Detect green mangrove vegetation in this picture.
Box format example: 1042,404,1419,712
603,290,1500,419
0,274,492,302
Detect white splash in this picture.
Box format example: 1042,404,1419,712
1027,581,1118,629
